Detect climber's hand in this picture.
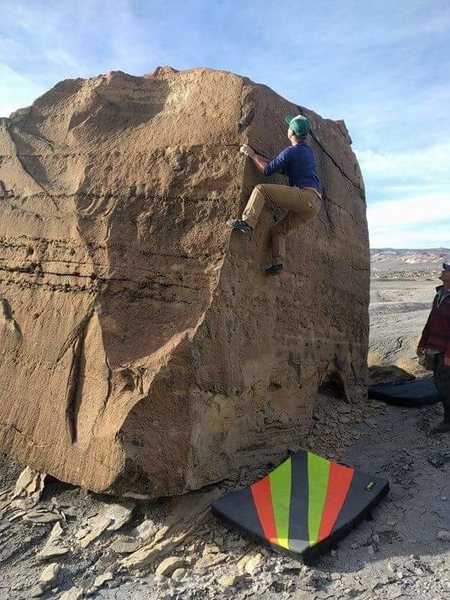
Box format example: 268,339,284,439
240,144,255,157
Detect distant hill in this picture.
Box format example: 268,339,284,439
371,248,450,279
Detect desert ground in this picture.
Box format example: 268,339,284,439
369,278,437,378
0,263,449,600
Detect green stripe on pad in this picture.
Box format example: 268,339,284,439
307,452,331,544
269,457,292,548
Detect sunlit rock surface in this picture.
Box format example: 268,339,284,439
0,66,367,496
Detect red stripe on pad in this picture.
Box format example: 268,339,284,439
318,463,354,541
250,476,278,542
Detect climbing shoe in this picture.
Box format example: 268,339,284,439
430,420,450,434
226,219,253,234
265,264,284,276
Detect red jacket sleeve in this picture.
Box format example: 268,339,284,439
441,299,450,360
418,298,435,351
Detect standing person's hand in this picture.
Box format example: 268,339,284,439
445,356,450,367
240,144,255,157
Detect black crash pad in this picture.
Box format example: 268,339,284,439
212,450,389,562
368,378,440,407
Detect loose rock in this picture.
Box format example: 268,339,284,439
59,587,84,600
36,522,69,559
29,585,45,598
110,538,141,554
155,556,188,577
93,572,114,588
218,573,247,587
171,568,187,581
39,562,60,586
195,552,228,571
10,467,46,511
237,553,264,574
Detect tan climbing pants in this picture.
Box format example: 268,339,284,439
241,184,321,265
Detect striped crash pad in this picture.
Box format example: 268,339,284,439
368,378,439,407
212,450,389,561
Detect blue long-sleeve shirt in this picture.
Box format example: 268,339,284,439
264,143,321,193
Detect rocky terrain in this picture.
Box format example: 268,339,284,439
1,248,447,600
0,389,448,599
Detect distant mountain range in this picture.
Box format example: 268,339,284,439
371,248,450,279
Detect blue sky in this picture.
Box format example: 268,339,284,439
1,0,449,248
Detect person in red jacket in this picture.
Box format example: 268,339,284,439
417,262,450,433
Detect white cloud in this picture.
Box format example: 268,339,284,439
367,193,450,248
356,144,450,216
0,64,44,116
368,193,448,226
369,225,450,249
357,145,450,182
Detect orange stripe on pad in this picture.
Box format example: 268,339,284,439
251,477,278,543
318,463,354,541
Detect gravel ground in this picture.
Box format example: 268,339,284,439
0,397,448,600
369,279,437,375
93,401,449,600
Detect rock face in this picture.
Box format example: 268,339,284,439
0,66,367,496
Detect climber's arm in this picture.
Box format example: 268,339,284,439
240,145,268,174
251,154,269,173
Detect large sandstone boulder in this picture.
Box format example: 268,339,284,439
0,67,367,496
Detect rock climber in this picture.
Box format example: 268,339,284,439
227,114,322,275
417,262,450,434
